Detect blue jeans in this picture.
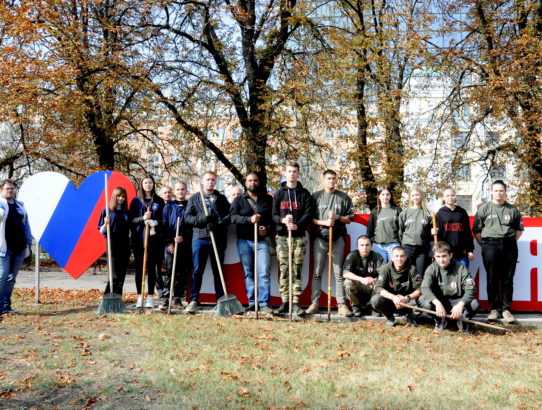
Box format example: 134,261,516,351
454,256,469,268
372,242,400,263
191,238,226,302
237,239,271,306
0,249,26,313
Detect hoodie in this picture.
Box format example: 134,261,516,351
272,181,313,237
435,205,474,257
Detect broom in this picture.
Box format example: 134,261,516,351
199,189,244,317
167,216,181,314
288,229,293,321
97,173,126,314
327,225,333,321
139,208,151,313
398,302,512,333
254,221,259,319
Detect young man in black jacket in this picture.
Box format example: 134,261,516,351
272,162,314,315
184,171,230,313
230,173,274,313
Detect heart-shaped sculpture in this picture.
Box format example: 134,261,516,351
18,171,136,279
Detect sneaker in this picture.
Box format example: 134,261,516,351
433,318,447,333
185,301,198,314
159,301,169,311
274,302,288,314
293,303,305,316
502,310,515,324
385,316,396,327
259,306,273,314
487,309,500,321
172,298,184,309
145,297,154,309
3,309,22,315
456,320,470,333
136,295,144,308
156,289,163,298
405,315,418,327
352,305,363,318
371,310,382,317
245,304,255,313
338,304,352,317
305,302,319,315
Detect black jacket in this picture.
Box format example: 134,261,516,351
185,190,230,240
230,192,274,241
162,200,192,245
436,205,474,256
129,195,165,249
272,181,313,237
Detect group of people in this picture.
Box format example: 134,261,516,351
0,168,524,330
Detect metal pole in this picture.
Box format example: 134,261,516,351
34,242,40,303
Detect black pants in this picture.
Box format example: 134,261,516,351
402,244,429,277
163,241,192,299
104,241,130,296
419,296,480,320
133,237,162,295
370,294,424,320
482,237,518,311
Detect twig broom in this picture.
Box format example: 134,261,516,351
199,189,244,317
97,173,126,314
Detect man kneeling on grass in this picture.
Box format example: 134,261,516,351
342,235,383,317
421,241,479,333
370,246,423,327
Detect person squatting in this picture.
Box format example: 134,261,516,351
93,169,523,331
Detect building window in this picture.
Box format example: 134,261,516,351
486,131,500,146
326,153,336,166
232,127,242,140
456,195,472,214
148,153,161,175
216,127,226,140
454,132,468,149
339,152,348,164
455,164,471,180
339,126,349,138
490,165,506,179
325,128,335,139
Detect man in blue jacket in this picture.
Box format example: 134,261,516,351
0,179,32,315
160,181,191,310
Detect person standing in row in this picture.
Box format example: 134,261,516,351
342,235,383,317
473,180,523,323
434,186,474,267
129,175,165,309
0,180,32,315
366,186,402,263
98,187,131,297
307,169,354,316
398,186,432,277
230,173,274,314
160,181,191,310
185,171,231,313
156,185,173,295
272,162,313,316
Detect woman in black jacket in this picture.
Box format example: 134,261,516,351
98,186,131,296
129,175,165,308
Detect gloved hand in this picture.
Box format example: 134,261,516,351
24,246,31,259
146,219,158,236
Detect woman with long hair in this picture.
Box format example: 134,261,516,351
98,187,131,296
366,186,402,263
398,186,432,275
129,174,165,308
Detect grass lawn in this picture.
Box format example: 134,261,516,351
1,288,541,409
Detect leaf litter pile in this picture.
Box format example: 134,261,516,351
1,288,541,409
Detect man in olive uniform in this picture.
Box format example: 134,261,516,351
308,169,355,316
342,235,383,317
473,180,523,323
371,246,423,327
421,241,479,333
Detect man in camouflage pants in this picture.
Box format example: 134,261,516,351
272,162,314,316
